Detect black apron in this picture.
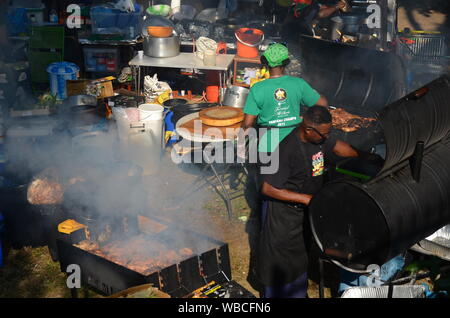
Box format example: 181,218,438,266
256,134,324,286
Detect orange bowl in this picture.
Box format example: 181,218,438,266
147,26,173,38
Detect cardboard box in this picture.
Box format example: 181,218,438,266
67,79,90,97
68,77,116,99
89,76,116,99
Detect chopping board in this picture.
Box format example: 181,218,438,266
199,106,244,127
179,117,241,140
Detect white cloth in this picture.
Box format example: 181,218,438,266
195,37,217,61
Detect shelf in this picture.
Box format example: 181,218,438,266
233,56,262,64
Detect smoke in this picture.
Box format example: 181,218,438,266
4,110,223,256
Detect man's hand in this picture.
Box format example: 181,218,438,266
336,1,346,10
304,194,313,206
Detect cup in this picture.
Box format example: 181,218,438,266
138,50,144,59
203,50,217,66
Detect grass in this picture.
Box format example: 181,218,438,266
0,246,70,298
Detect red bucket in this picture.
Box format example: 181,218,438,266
235,28,264,58
206,85,219,103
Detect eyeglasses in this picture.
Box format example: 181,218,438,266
306,126,330,140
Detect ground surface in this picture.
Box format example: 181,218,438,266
1,0,449,298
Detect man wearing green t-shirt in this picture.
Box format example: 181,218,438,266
240,43,328,155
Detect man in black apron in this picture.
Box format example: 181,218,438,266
257,106,379,298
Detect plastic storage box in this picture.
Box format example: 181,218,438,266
90,6,142,39
83,47,119,73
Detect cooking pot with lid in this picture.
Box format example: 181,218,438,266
143,35,180,58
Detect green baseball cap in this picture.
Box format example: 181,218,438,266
262,43,289,67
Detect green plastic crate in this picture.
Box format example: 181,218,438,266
29,25,65,50
29,51,63,84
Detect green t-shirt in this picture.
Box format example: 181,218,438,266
243,75,321,152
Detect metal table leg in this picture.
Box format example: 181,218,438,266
209,162,233,220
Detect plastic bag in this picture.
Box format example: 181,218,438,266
195,37,217,60
143,74,171,103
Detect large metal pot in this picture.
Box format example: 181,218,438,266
143,35,180,58
331,15,362,36
223,86,249,108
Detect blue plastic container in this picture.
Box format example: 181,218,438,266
46,62,80,100
90,7,119,29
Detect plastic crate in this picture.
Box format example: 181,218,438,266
83,47,119,73
29,51,63,83
29,25,65,50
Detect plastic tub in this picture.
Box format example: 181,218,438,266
46,62,80,100
235,28,264,58
90,7,119,29
139,104,164,121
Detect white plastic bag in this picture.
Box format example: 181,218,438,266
195,37,217,61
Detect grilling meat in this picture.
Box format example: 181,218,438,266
75,235,195,275
330,108,376,132
27,178,64,205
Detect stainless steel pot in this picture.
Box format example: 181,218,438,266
143,35,180,58
223,86,250,108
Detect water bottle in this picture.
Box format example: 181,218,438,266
49,9,58,24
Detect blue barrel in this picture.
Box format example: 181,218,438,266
46,62,80,100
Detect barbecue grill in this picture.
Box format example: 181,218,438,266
298,35,407,153
57,222,236,297
309,76,450,272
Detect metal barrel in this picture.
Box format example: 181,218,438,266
378,76,450,175
309,136,450,270
298,35,406,111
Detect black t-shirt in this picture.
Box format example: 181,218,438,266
261,127,337,196
256,127,337,286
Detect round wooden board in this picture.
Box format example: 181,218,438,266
199,106,244,127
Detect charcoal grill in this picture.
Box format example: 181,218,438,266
310,76,450,272
57,224,234,297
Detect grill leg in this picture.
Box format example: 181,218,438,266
209,162,233,220
70,288,78,298
319,258,325,299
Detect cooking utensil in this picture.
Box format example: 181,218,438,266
162,98,188,110
143,35,180,58
222,86,249,109
198,106,244,127
195,8,228,23
147,26,173,37
171,102,216,125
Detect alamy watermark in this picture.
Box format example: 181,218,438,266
66,4,82,29
66,264,81,289
65,3,383,30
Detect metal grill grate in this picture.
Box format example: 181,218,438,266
397,32,449,66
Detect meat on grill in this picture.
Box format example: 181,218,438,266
27,178,64,205
330,108,376,132
75,236,194,275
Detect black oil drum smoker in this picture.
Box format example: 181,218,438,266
308,76,450,297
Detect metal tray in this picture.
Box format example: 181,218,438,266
417,225,450,260
341,285,426,298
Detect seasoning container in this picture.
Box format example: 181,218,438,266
203,49,217,66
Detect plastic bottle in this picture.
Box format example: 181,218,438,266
49,9,58,24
